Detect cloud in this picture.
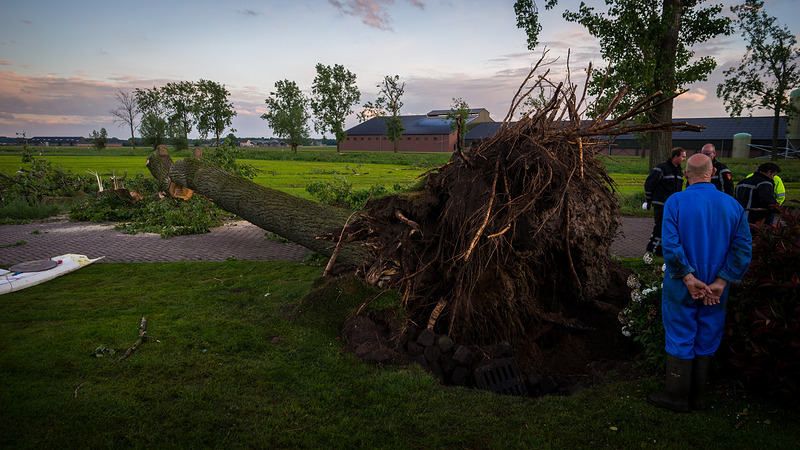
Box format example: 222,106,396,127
328,0,423,31
22,19,32,25
0,70,182,137
0,60,12,66
238,9,263,17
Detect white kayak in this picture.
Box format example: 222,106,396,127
0,254,104,295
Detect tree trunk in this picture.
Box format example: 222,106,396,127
771,102,781,161
649,0,682,170
167,157,369,264
145,145,173,193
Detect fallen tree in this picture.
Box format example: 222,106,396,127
149,58,703,381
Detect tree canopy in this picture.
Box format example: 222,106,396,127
310,63,360,152
716,0,800,159
447,98,471,151
358,75,405,152
261,80,311,153
194,79,237,147
516,0,731,168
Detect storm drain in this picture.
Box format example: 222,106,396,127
473,358,528,396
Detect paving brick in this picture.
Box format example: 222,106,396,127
0,217,651,265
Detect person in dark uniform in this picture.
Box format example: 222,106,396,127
643,147,686,256
701,143,733,195
735,163,781,224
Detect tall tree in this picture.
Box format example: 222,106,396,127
194,79,237,146
446,97,471,151
110,90,138,148
516,0,731,168
139,113,168,149
716,0,800,160
134,87,166,119
358,75,405,153
310,63,361,153
261,80,311,153
162,81,197,151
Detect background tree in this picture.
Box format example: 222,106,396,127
162,81,196,151
139,113,168,149
716,0,800,160
358,75,405,153
310,63,360,153
516,0,731,169
90,127,107,150
194,79,237,146
110,90,138,148
134,87,166,120
446,97,471,151
261,79,311,153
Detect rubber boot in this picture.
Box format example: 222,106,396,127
647,354,692,412
690,355,712,410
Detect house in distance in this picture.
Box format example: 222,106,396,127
342,108,493,152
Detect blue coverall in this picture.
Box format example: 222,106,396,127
661,183,752,359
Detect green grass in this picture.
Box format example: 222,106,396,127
1,149,798,214
1,261,797,448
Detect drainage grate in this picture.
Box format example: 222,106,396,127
473,358,528,396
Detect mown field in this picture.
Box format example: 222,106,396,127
1,146,798,205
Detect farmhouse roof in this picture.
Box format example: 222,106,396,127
465,116,788,142
348,115,453,136
348,108,493,136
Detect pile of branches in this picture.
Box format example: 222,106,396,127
326,56,703,345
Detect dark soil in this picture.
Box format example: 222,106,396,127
339,261,645,397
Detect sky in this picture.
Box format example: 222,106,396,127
0,0,798,140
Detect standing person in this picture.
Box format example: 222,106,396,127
643,147,686,256
735,163,782,224
700,143,733,195
648,154,752,412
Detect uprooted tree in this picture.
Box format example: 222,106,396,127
148,58,702,369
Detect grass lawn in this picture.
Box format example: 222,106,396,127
1,261,798,448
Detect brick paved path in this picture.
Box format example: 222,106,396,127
0,217,651,265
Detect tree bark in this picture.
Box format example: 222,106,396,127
168,157,370,264
649,0,682,170
145,145,173,193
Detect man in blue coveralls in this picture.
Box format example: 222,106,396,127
647,154,752,412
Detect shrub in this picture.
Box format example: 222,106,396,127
305,175,397,210
722,201,800,403
619,254,666,374
0,147,92,206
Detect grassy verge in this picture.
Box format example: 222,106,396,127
1,261,797,448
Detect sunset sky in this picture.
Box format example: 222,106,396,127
1,0,797,139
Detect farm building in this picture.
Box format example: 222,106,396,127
347,108,796,158
28,136,89,146
342,108,493,152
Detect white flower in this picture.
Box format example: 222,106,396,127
662,264,666,273
627,275,641,290
643,253,654,264
622,329,631,337
631,291,642,303
642,288,655,296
